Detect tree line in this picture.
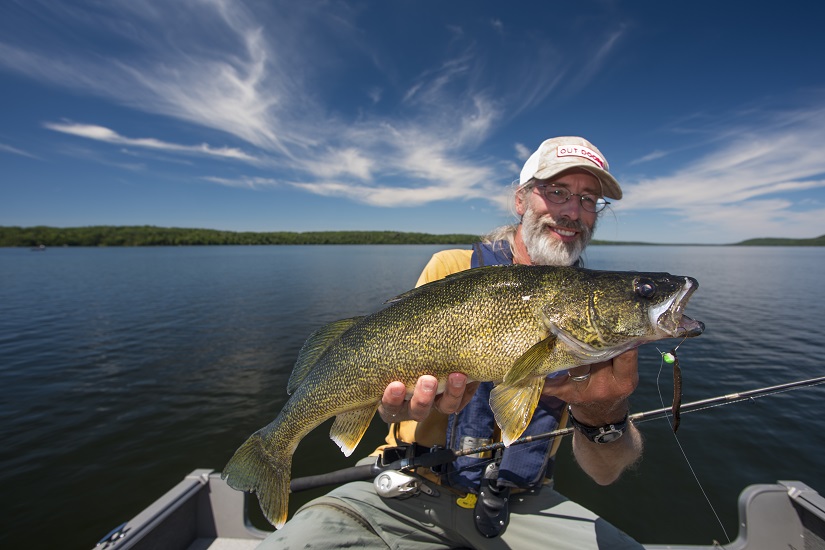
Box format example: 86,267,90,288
3,226,823,248
0,225,481,247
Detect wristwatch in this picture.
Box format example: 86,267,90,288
567,406,628,444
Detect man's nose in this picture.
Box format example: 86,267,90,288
556,196,581,220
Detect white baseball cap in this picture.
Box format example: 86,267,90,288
518,136,622,200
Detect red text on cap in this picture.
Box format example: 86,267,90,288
556,145,605,169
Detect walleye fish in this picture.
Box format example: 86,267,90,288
222,265,704,528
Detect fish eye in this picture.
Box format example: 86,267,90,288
634,278,657,299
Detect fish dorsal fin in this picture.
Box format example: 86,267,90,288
503,334,559,386
385,265,512,304
330,403,380,457
287,317,363,395
489,377,544,446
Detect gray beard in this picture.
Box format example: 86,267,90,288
521,205,594,266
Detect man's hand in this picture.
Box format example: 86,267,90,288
378,373,479,423
543,348,639,426
544,349,643,485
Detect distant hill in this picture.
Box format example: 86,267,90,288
732,235,825,246
592,235,825,246
1,226,823,247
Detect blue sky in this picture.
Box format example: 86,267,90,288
2,1,825,244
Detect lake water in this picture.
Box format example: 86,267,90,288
1,244,823,548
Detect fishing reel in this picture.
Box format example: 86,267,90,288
374,470,423,499
372,443,444,499
373,468,439,499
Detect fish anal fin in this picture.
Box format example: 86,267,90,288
288,317,363,394
503,334,558,386
330,403,379,457
489,377,543,446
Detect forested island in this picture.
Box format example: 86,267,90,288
1,225,823,247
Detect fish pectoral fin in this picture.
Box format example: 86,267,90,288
330,403,379,457
489,377,543,446
503,335,558,386
288,317,364,394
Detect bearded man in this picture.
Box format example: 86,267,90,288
266,136,644,549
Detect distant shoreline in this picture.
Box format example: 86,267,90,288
1,225,823,247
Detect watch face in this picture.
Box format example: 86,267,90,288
594,428,624,444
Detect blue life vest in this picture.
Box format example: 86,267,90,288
442,241,566,492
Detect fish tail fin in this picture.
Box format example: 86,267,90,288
222,432,291,529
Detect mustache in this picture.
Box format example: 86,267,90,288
537,215,587,233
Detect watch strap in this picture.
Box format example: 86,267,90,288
567,406,628,444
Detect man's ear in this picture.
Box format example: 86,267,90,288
515,189,527,216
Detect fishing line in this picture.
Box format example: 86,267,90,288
655,347,732,544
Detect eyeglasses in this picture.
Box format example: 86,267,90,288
531,183,610,213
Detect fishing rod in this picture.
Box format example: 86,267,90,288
459,374,825,457
289,375,825,493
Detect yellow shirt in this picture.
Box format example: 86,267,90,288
414,248,474,288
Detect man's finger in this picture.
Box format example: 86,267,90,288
378,381,407,422
408,375,438,421
434,373,467,414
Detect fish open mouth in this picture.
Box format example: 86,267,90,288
652,277,705,338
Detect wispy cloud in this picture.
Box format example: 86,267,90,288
203,125,500,207
0,0,629,212
617,105,825,240
563,26,626,96
0,1,309,153
0,143,38,159
291,178,480,208
202,176,279,189
44,122,258,162
629,150,668,165
514,143,532,161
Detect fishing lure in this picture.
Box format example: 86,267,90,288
662,348,682,432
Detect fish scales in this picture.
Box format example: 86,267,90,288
222,265,704,528
316,269,545,389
